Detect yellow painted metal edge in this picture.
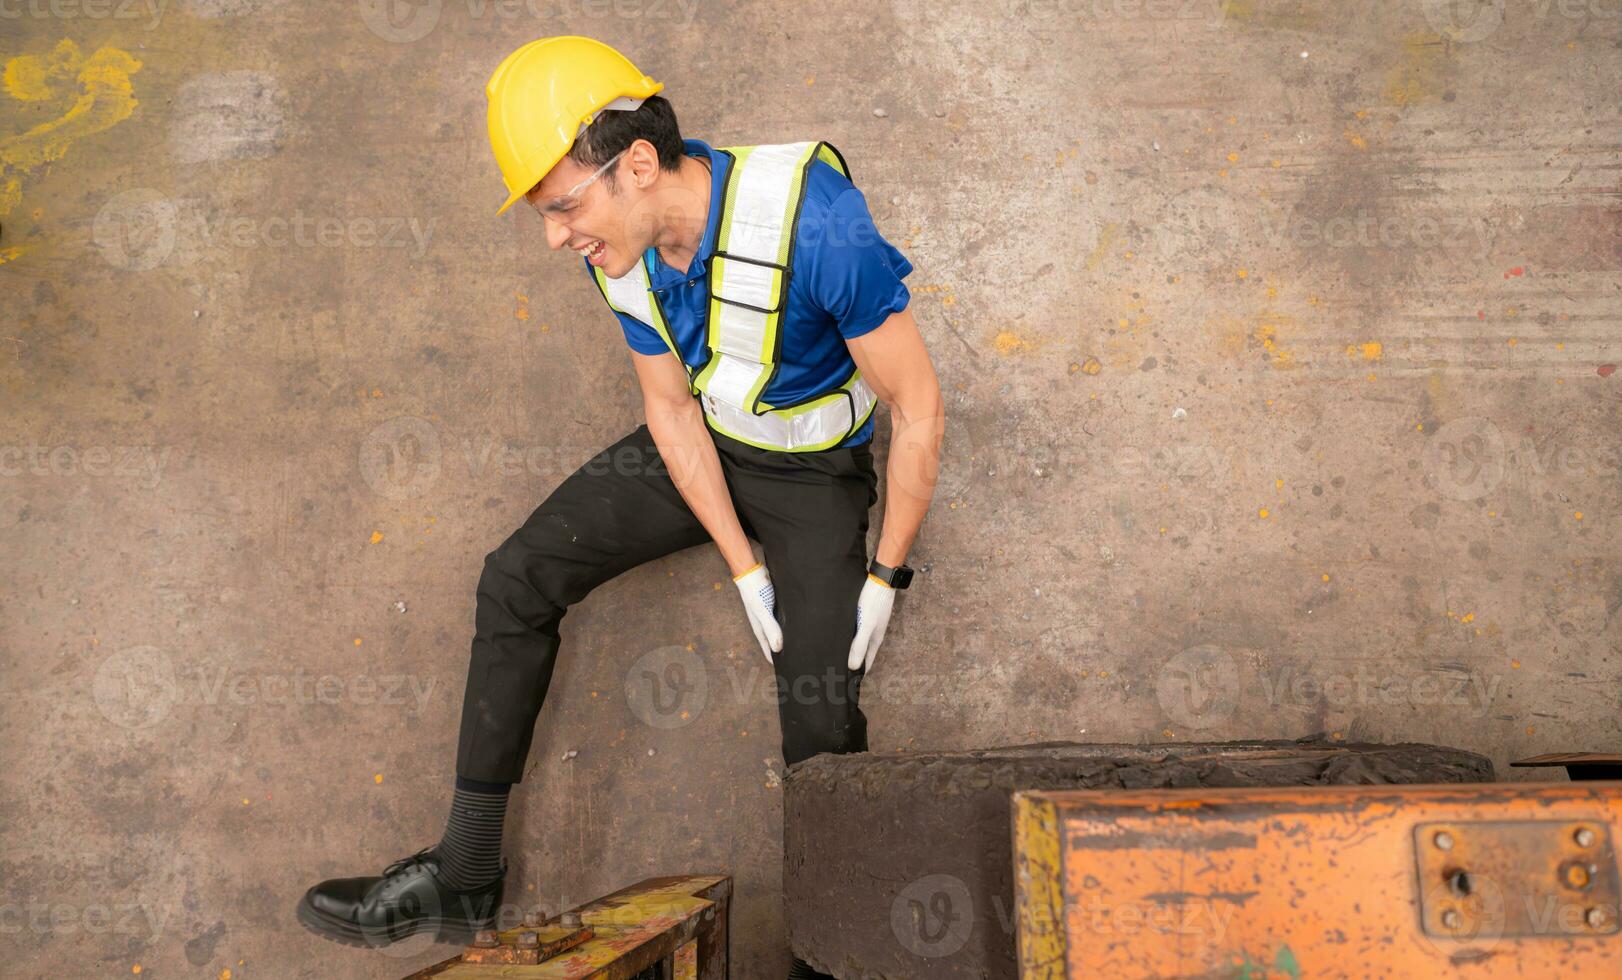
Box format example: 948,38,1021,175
1013,791,1067,979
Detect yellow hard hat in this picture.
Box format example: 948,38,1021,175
486,36,663,216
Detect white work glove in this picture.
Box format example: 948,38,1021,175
732,562,783,665
847,573,897,672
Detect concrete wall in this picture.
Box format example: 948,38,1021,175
3,1,1618,976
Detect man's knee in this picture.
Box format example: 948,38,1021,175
782,735,865,769
477,523,579,616
780,707,867,767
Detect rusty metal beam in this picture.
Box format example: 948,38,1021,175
402,874,729,980
1014,782,1622,977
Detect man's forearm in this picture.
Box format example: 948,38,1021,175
874,396,945,567
645,402,758,576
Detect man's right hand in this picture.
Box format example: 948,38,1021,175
732,562,783,665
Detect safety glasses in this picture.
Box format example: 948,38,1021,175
531,149,626,220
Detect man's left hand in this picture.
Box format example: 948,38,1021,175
847,573,897,672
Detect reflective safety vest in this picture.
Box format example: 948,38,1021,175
592,141,879,453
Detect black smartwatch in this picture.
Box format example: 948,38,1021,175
868,559,914,590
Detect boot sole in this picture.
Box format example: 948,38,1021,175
296,893,487,949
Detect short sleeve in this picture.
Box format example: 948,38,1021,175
615,309,669,355
586,254,671,355
797,171,913,340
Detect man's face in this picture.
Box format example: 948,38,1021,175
525,150,647,279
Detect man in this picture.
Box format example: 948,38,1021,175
298,36,943,979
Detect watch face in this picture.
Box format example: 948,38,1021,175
871,562,914,588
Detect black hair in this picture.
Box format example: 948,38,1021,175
559,94,684,192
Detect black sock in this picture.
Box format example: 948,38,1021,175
435,776,510,889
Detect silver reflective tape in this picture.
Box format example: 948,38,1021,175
601,259,654,327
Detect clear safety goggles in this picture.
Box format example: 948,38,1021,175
530,148,626,220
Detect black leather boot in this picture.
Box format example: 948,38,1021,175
297,846,505,948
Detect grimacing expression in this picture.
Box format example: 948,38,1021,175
526,155,646,279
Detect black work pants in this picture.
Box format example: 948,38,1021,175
455,422,878,783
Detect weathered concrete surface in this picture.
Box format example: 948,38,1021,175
1,2,1618,977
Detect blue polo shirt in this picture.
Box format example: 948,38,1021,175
589,138,913,448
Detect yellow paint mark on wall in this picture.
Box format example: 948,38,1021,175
1084,222,1118,271
1080,356,1101,375
1346,341,1382,360
1384,33,1451,107
1253,317,1295,368
1343,130,1368,151
1220,0,1320,30
0,244,25,264
993,330,1036,355
1212,311,1299,369
1,39,142,216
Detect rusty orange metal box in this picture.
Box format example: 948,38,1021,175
1014,782,1622,977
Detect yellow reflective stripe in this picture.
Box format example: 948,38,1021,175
757,367,865,416
696,145,754,396
703,410,870,454
814,142,847,178
702,142,822,414
704,367,876,453
736,143,818,411
706,422,839,453
773,144,815,267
